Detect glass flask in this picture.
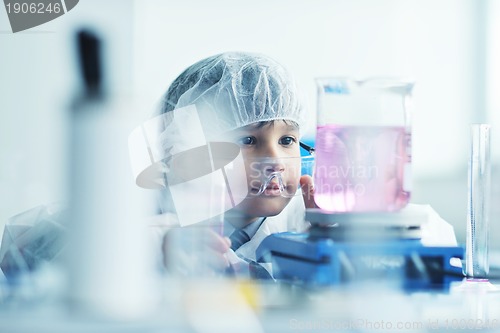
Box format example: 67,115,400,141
314,78,414,212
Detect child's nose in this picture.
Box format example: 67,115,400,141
264,160,285,175
259,144,286,174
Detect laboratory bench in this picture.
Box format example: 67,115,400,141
1,273,500,333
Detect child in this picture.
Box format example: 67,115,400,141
149,52,458,278
153,52,313,276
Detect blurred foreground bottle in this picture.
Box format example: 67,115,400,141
66,29,158,319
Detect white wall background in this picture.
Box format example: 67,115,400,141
1,0,499,247
0,0,136,234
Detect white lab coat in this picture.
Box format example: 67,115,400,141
235,195,309,262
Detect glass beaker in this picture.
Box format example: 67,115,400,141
314,78,414,212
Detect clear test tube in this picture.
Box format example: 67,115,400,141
466,124,491,278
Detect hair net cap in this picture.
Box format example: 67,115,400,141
129,52,306,192
160,52,305,139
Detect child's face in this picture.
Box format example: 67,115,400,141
224,121,302,222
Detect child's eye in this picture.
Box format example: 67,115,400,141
238,136,256,145
279,136,297,146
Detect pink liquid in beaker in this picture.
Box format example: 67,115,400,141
313,125,411,212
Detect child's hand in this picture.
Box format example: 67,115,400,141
162,226,232,275
300,175,317,208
